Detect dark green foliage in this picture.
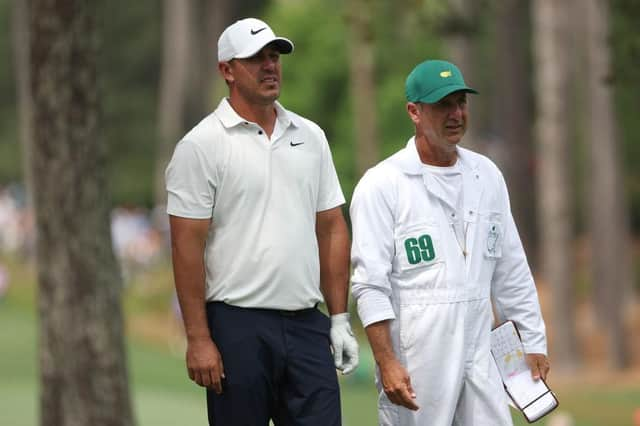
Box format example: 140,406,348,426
96,0,162,207
0,0,639,227
267,0,441,201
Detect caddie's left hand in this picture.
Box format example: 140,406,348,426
330,312,359,374
525,353,550,381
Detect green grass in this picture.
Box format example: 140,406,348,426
1,258,639,426
0,298,379,426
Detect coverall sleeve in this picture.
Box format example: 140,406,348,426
350,168,397,328
491,172,548,355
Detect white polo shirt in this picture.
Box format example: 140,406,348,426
166,98,345,310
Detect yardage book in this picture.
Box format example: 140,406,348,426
490,321,558,423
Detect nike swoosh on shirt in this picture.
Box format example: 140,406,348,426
251,27,267,35
290,141,304,147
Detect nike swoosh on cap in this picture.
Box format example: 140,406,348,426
251,27,267,35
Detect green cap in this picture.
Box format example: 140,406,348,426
405,60,478,103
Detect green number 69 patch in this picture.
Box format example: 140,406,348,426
404,234,436,265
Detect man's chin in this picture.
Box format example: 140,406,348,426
446,135,463,145
257,90,280,104
446,131,465,144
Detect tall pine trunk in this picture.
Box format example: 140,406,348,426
531,0,580,371
154,0,192,208
491,0,537,262
444,0,483,152
346,0,379,177
29,1,134,425
584,0,631,369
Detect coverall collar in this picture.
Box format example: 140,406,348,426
393,137,481,175
392,137,483,223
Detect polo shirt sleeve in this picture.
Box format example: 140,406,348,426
165,139,216,219
316,131,345,212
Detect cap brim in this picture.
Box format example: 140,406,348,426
234,37,294,59
418,85,478,104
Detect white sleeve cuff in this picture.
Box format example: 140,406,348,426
354,285,396,328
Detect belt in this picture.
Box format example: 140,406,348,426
276,305,318,317
207,301,318,317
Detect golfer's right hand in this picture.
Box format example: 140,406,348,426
379,357,419,411
186,337,225,394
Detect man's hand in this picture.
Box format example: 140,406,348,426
330,313,359,374
186,337,225,394
525,353,550,381
379,357,419,411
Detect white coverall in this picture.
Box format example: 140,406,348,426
351,139,547,426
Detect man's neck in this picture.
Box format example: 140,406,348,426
414,134,458,167
228,96,277,138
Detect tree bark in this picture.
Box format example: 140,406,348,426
491,0,537,262
443,0,484,152
154,0,192,208
346,0,379,177
29,1,134,425
584,0,631,369
531,0,580,371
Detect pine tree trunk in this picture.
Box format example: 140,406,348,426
491,0,537,262
444,0,483,152
584,0,631,369
531,0,580,371
154,0,192,208
29,1,134,425
346,0,379,177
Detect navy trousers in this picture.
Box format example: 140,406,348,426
205,302,341,426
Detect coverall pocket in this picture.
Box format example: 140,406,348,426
480,212,503,259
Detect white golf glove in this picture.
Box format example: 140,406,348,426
330,312,359,375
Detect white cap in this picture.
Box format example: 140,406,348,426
217,18,294,62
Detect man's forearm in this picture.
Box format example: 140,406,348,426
173,253,210,341
365,320,397,365
169,216,212,341
317,209,350,315
318,234,349,314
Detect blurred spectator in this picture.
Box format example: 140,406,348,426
111,205,165,279
0,183,167,282
0,183,34,256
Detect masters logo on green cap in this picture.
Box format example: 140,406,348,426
405,60,478,104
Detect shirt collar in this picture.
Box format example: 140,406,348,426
214,97,298,129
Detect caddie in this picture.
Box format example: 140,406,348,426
350,59,550,425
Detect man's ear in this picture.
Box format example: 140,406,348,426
218,61,234,84
406,102,421,125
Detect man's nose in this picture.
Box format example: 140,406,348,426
449,106,463,120
261,57,277,70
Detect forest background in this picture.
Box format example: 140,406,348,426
0,0,639,425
